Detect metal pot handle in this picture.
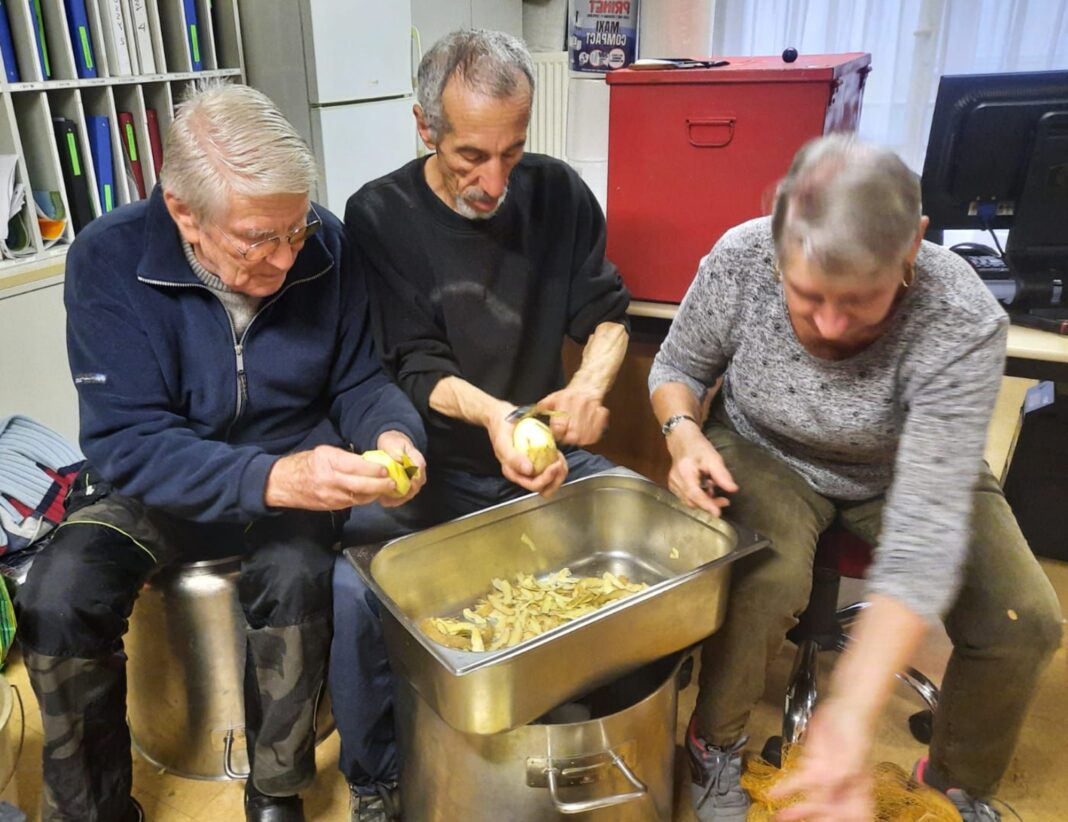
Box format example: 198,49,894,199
223,728,251,780
544,749,647,815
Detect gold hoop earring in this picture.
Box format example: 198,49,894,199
902,262,916,289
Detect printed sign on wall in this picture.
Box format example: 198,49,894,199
569,0,640,74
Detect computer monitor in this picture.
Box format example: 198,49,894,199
1006,109,1068,267
921,70,1068,247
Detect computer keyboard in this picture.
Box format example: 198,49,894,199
962,254,1011,279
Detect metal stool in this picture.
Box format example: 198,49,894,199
762,528,940,766
126,553,333,780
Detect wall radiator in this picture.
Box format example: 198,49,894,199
528,52,569,160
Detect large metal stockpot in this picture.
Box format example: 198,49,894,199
348,471,768,736
396,652,691,822
126,554,333,780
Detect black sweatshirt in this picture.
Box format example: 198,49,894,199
345,153,630,476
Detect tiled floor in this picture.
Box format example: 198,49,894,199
2,559,1065,820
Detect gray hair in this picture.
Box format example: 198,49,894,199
416,29,535,141
159,81,318,220
771,134,921,277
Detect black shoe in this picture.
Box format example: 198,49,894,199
244,779,305,822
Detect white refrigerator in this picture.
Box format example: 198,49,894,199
240,0,418,216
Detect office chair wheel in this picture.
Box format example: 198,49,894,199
760,735,784,768
909,709,934,744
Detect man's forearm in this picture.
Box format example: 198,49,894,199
429,375,511,429
569,321,629,399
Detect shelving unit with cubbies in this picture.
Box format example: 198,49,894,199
0,0,245,286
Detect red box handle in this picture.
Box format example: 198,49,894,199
686,117,736,148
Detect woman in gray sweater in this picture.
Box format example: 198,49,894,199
650,135,1061,822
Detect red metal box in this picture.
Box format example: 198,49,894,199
605,53,871,303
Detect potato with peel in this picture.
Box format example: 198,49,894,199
360,450,416,497
513,417,558,474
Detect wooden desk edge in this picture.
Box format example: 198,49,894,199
627,301,1068,365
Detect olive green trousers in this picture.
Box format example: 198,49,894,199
694,419,1062,799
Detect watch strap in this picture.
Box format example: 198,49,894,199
661,413,698,436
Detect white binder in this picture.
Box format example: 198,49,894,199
126,0,156,74
98,0,134,76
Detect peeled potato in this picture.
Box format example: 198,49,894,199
513,417,558,474
361,450,413,497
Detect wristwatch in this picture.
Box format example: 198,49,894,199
661,414,698,436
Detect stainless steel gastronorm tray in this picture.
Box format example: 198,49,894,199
347,470,768,735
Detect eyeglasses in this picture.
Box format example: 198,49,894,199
213,207,322,263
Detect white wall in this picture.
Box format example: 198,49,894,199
0,279,80,444
412,0,523,54
523,0,567,51
638,0,716,58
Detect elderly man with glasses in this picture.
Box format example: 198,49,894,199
15,82,426,822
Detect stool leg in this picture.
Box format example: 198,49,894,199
783,638,820,744
898,667,940,712
836,601,870,628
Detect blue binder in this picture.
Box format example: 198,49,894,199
64,0,96,78
28,0,50,79
183,0,202,71
86,115,115,215
0,1,19,82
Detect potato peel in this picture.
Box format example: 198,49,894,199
420,568,649,652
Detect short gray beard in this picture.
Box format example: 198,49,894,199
456,185,508,220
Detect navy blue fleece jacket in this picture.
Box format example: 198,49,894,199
64,188,424,523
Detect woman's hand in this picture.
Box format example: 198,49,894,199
770,700,875,821
665,422,738,516
769,595,927,820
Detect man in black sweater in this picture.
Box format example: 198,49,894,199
330,29,631,821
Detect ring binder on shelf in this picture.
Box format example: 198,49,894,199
182,0,201,71
100,0,133,76
145,108,163,177
64,0,97,79
117,111,145,199
126,0,154,73
0,1,20,82
86,115,115,214
52,116,94,232
28,0,51,80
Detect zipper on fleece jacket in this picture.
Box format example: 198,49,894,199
138,262,332,439
234,342,247,420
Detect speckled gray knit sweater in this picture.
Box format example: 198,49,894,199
649,217,1008,620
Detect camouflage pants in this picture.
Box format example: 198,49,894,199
16,471,337,820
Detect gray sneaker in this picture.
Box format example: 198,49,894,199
686,716,750,821
946,789,1003,822
349,782,401,822
913,758,1015,822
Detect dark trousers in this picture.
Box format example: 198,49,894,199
15,476,338,821
330,448,616,789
